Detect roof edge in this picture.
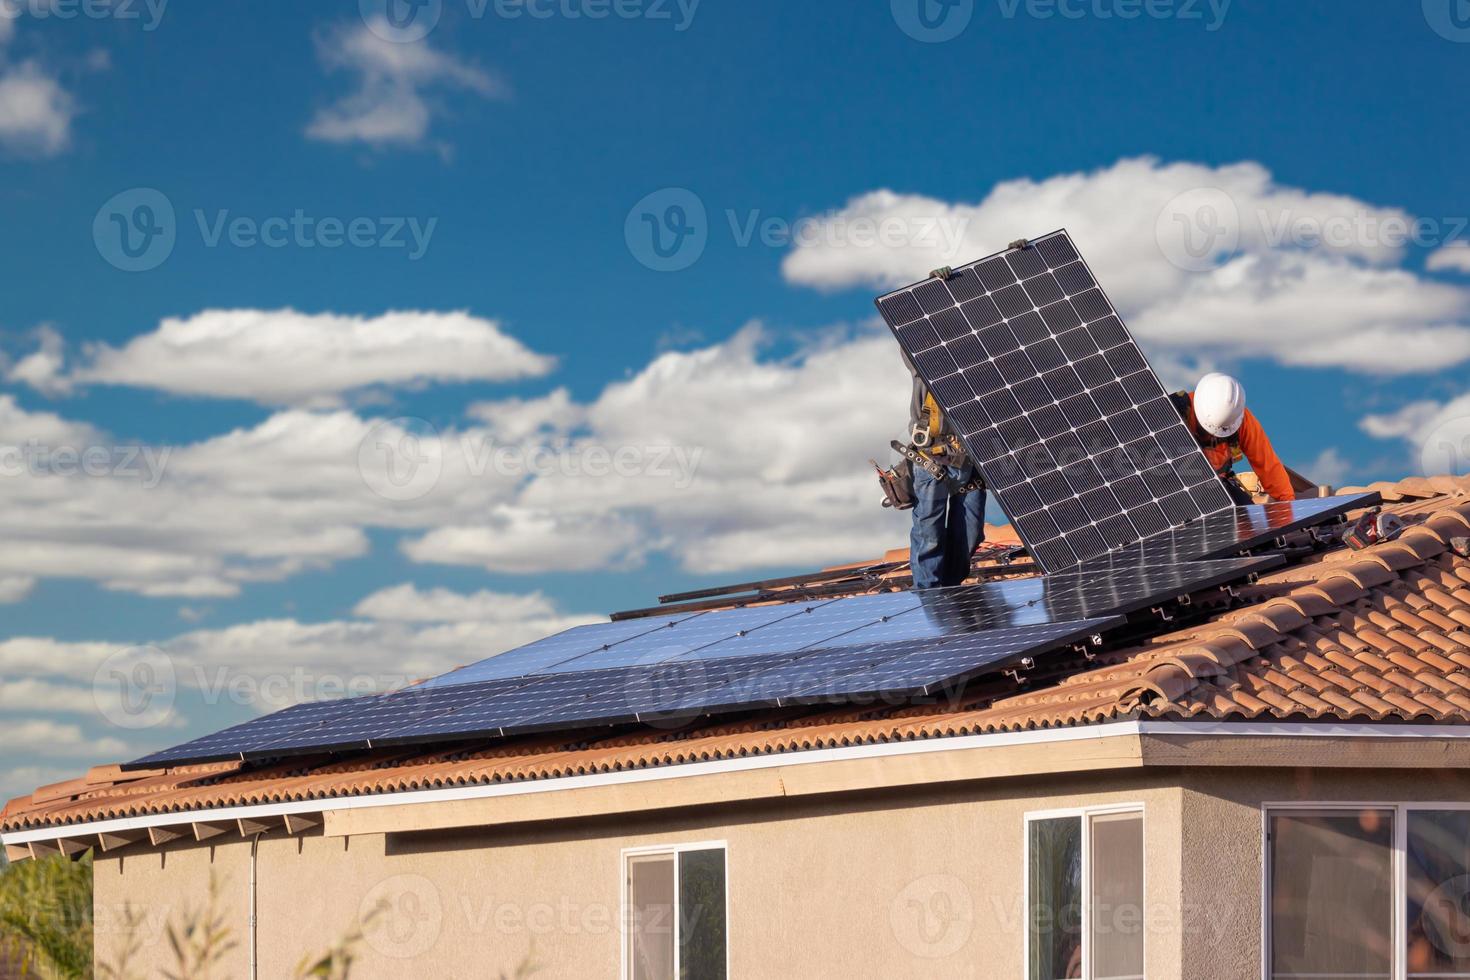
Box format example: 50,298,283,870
9,719,1470,853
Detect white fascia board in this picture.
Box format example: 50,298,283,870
5,720,1469,846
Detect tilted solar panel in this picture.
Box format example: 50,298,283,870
875,229,1235,573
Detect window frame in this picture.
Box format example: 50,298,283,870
1260,801,1470,980
620,840,730,980
1023,802,1148,980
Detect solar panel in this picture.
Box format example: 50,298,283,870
664,591,930,661
535,601,838,674
825,555,1280,641
381,654,799,746
876,229,1235,573
248,680,527,757
1107,493,1379,565
129,548,1289,769
665,617,1120,713
417,610,709,688
420,498,1360,697
800,620,1116,699
127,697,363,768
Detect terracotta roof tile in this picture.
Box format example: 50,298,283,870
8,475,1470,837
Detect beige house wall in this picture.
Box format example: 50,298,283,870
93,771,1183,979
1176,766,1470,979
89,763,1470,980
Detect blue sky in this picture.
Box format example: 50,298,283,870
1,0,1469,794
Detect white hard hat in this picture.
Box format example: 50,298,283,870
1193,373,1246,438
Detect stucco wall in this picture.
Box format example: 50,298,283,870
92,771,1184,979
1177,766,1470,979
90,764,1470,979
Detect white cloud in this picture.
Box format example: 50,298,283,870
0,584,597,732
407,323,913,576
1297,448,1354,489
1127,253,1470,374
1428,242,1470,274
404,512,648,574
6,719,129,757
21,309,553,406
0,320,916,595
306,20,507,149
1361,394,1470,481
0,576,35,603
465,388,584,442
0,392,98,445
353,582,577,625
0,59,74,156
0,677,95,714
0,636,122,679
1360,399,1452,441
0,766,72,804
780,157,1470,375
5,324,68,395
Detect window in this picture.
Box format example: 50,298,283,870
1268,809,1395,979
1027,806,1145,980
1266,805,1470,980
1406,810,1470,978
623,844,727,980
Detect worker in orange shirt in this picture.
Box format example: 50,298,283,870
1171,373,1295,505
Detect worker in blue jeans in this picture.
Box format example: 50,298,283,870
907,369,987,590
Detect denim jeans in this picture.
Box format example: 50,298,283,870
910,462,987,590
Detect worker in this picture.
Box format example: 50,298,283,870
1172,372,1295,504
906,360,987,589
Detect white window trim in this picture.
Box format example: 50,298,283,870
1259,801,1470,980
1023,802,1147,980
620,840,730,980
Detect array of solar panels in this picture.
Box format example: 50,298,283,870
124,222,1384,770
133,489,1380,770
876,230,1235,573
131,551,1298,768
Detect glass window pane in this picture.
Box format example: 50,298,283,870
678,848,727,980
1269,810,1394,980
1029,816,1083,980
1407,809,1470,978
628,854,676,980
1090,812,1145,980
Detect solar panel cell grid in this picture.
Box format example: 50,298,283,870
130,537,1319,768
875,229,1238,572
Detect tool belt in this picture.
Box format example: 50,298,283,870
890,441,984,495
872,440,983,511
874,456,917,510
